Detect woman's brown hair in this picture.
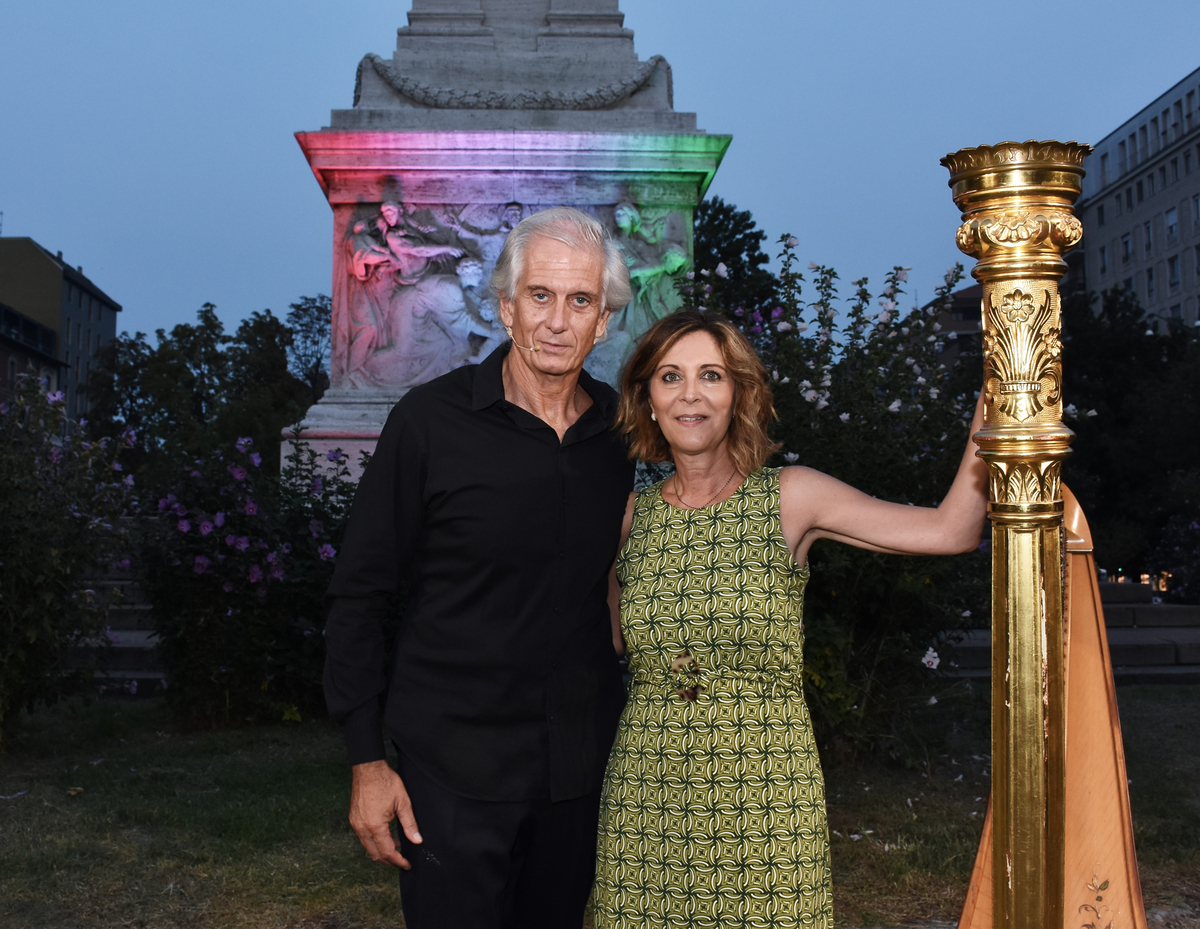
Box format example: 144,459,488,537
616,310,779,476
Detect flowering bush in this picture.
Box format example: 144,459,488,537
143,437,359,726
0,376,133,740
683,230,989,756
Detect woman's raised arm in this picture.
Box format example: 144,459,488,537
780,392,988,566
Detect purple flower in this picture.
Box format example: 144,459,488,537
318,543,337,561
309,518,323,538
158,494,176,512
47,390,64,403
248,564,263,583
193,555,211,574
0,402,8,415
244,500,257,516
266,551,278,564
235,536,250,551
112,461,123,471
123,474,135,486
178,519,191,533
326,448,344,462
214,511,225,527
249,452,262,467
771,307,784,320
111,558,131,571
173,503,187,517
236,436,253,453
190,470,201,479
734,307,744,317
269,565,284,581
750,324,763,334
225,534,236,547
222,581,234,593
228,465,248,482
49,446,64,464
122,427,137,447
280,542,292,554
199,520,214,535
309,477,324,496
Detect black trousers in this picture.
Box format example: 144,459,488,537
395,749,601,929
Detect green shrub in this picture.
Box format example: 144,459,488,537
0,377,133,740
143,437,358,727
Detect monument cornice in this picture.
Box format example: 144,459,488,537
295,130,732,204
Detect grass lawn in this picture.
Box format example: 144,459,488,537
1,686,1197,928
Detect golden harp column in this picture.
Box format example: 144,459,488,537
942,140,1091,929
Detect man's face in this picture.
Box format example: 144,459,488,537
380,204,400,226
498,235,609,378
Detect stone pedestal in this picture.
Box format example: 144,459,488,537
291,1,730,470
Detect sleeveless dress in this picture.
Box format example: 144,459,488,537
594,468,833,929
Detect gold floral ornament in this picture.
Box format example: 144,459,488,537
984,288,1062,422
1001,289,1036,323
1078,873,1113,929
669,649,704,701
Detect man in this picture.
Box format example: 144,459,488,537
324,207,635,928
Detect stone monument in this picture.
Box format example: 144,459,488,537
294,0,730,465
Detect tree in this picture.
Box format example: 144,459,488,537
692,197,779,317
1061,286,1200,582
286,295,331,399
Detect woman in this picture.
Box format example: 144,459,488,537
593,311,987,928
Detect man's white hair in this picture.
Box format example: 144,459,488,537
490,207,632,312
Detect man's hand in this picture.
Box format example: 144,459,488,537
349,760,422,870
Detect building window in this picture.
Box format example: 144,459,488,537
1168,254,1181,288
1194,193,1199,230
1170,303,1182,319
1126,187,1134,210
1159,166,1166,189
1137,180,1145,202
1140,125,1149,160
1099,246,1108,275
1144,221,1153,254
1097,204,1105,227
1146,266,1156,300
1119,140,1128,174
1101,152,1109,185
1172,158,1179,182
1196,245,1200,276
1124,277,1134,291
1167,207,1178,241
1187,150,1194,174
1122,233,1133,263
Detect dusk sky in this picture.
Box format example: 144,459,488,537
3,0,1200,337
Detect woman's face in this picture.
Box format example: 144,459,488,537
648,330,735,460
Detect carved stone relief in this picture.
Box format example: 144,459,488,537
330,199,691,391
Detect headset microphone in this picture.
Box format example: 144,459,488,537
505,327,541,352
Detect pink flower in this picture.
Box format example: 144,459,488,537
228,465,248,482
214,511,225,527
193,555,211,574
244,500,257,515
177,519,191,533
248,565,263,583
199,520,214,535
318,543,337,561
173,503,187,516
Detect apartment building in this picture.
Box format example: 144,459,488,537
1077,66,1200,328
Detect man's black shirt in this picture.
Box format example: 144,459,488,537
323,344,635,802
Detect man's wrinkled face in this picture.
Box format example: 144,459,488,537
498,236,609,378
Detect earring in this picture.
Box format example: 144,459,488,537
504,325,514,339
650,411,657,422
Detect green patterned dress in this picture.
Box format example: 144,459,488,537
594,468,833,929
